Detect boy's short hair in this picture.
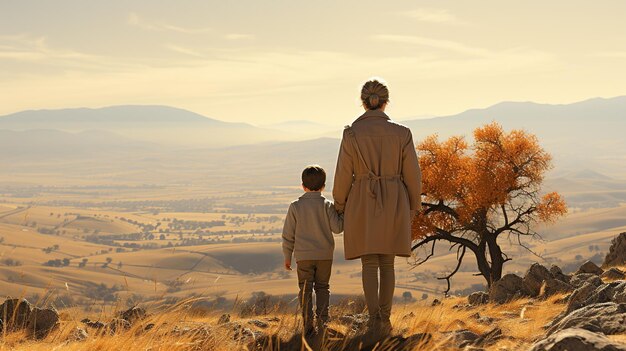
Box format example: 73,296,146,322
302,165,326,191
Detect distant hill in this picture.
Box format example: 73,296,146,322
0,105,287,147
0,129,158,160
402,96,626,176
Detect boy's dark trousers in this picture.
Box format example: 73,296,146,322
296,259,332,330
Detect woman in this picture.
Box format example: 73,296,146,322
333,79,422,336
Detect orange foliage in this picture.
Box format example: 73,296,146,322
413,122,567,240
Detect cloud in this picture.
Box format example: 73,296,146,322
127,12,212,34
373,34,489,57
592,51,626,59
163,44,205,58
0,34,98,63
399,8,461,24
224,33,255,40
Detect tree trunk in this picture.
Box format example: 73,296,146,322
474,241,493,287
486,234,504,283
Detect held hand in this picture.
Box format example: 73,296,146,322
284,259,292,271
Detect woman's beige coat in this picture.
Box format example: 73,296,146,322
333,109,422,260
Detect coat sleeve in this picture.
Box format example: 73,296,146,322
401,129,422,212
332,129,354,214
326,201,344,234
281,203,297,261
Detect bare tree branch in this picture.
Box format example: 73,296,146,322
437,246,466,296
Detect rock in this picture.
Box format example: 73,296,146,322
571,273,604,288
109,318,131,333
602,268,626,280
524,263,553,297
217,313,230,324
576,261,604,276
234,326,261,341
82,319,107,329
531,327,626,351
468,291,489,306
603,232,626,268
248,319,269,328
0,298,32,332
68,327,89,342
27,307,60,339
550,265,571,283
546,302,626,336
539,278,574,298
556,282,599,321
472,327,503,347
489,274,525,304
613,282,626,303
444,329,479,346
431,299,441,306
118,306,146,324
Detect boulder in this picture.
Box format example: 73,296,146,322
576,261,604,276
603,232,626,268
546,302,626,336
27,307,60,339
489,274,526,304
217,313,231,324
468,291,489,306
570,273,604,288
444,329,479,346
1,298,32,332
613,282,626,303
601,268,626,281
531,328,626,351
108,318,131,333
67,327,89,342
550,265,572,283
248,319,269,328
539,278,574,298
523,263,553,297
118,306,146,324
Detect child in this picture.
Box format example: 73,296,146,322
282,165,343,334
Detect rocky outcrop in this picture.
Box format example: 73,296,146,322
604,232,626,268
1,298,32,332
468,291,489,306
531,328,626,351
27,307,60,339
489,274,526,304
576,261,605,275
546,302,626,336
550,265,571,283
524,263,553,297
0,298,59,339
118,306,146,324
602,268,626,281
570,273,604,288
539,278,574,298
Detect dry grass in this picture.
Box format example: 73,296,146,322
0,293,569,351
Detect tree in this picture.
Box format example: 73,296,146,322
79,258,88,268
411,122,567,294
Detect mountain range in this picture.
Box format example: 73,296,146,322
1,96,625,202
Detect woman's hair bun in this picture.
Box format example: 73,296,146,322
361,79,389,110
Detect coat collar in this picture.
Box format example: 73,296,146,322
354,109,390,123
300,191,323,199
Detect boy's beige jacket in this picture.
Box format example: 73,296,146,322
333,109,422,260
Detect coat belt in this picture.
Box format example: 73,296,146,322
354,173,403,216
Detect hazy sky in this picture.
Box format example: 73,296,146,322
1,1,625,126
